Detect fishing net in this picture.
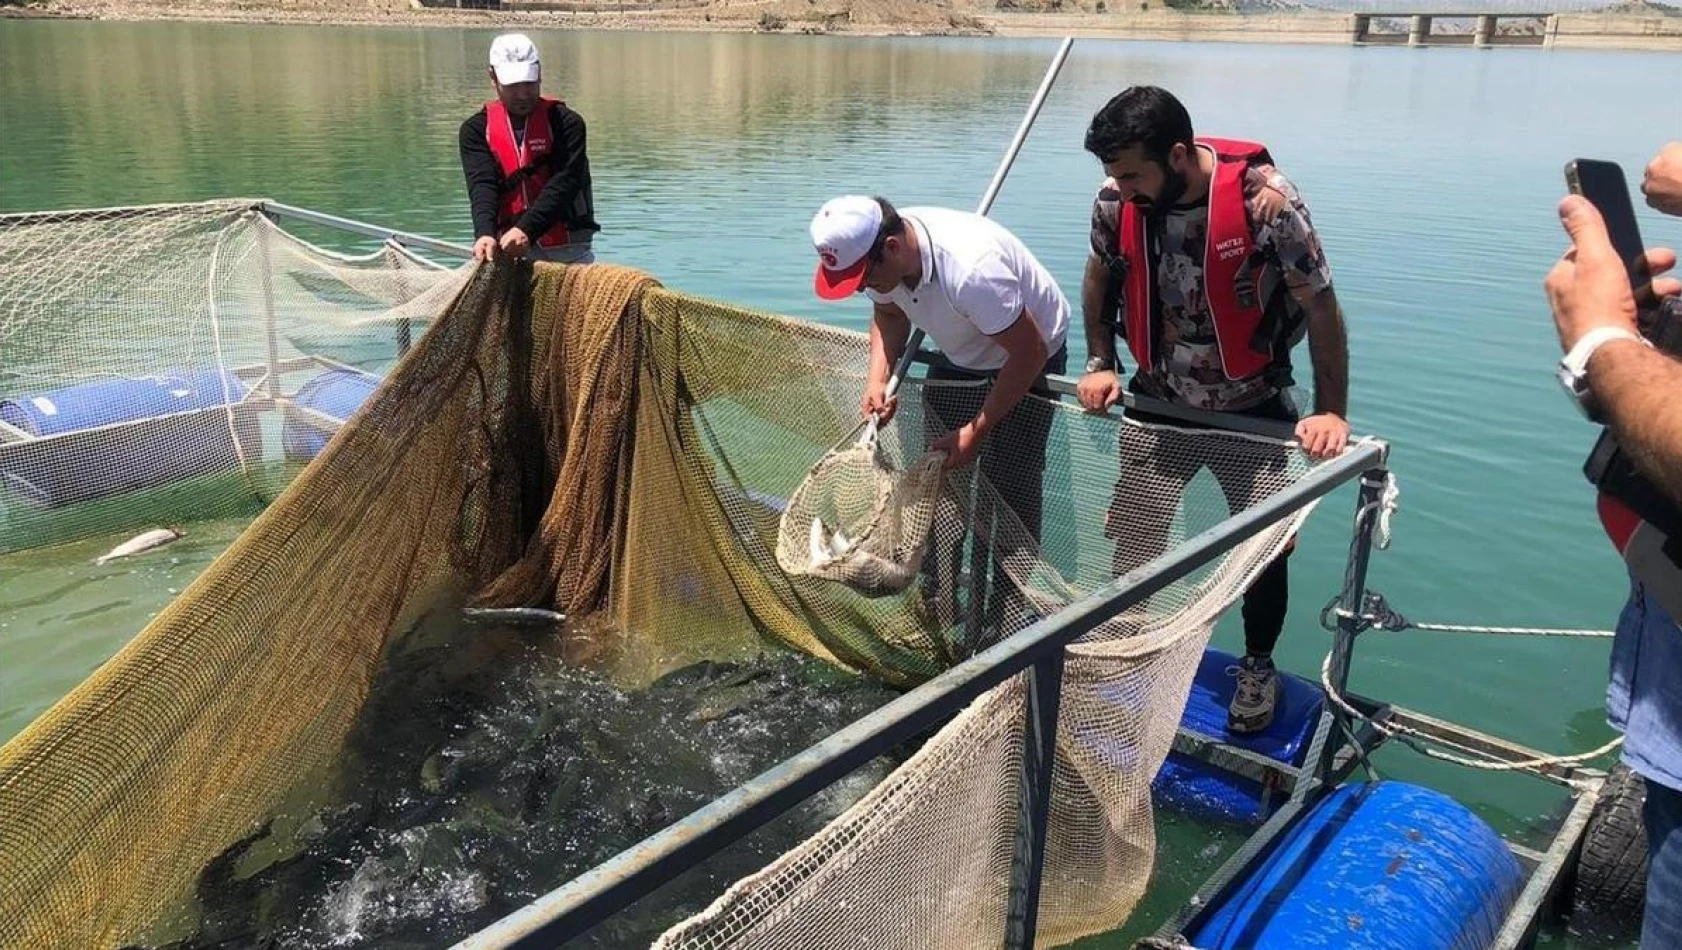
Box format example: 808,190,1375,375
0,199,465,553
773,416,947,599
0,201,1323,950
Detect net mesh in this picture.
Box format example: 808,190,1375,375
0,199,466,553
773,417,947,599
0,202,1323,950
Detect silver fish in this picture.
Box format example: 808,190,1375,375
94,527,182,565
807,518,855,568
461,607,567,626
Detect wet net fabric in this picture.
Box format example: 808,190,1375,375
0,202,1322,950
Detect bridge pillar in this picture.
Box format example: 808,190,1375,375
1474,14,1497,45
1408,13,1432,45
1351,13,1370,43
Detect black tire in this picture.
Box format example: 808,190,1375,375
1570,761,1651,938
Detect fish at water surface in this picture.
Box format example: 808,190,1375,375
94,528,183,565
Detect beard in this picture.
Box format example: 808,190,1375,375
1129,163,1189,216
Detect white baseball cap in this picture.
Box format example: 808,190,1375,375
809,195,883,300
489,33,541,85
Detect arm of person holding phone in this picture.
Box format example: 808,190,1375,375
1547,194,1682,507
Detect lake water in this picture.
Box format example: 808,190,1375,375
4,18,1682,947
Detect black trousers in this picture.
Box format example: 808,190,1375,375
1106,389,1299,658
919,346,1067,655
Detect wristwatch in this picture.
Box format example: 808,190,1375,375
1085,355,1116,374
1557,325,1651,421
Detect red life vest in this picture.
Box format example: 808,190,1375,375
485,97,571,248
1118,136,1275,381
1600,492,1682,622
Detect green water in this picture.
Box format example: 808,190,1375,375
5,18,1682,946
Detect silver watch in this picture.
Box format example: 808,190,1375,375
1084,355,1115,375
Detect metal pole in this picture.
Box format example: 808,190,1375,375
882,36,1075,401
259,200,474,261
1309,468,1390,791
1004,652,1064,950
385,238,415,357
255,212,282,401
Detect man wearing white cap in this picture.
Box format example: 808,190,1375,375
810,195,1069,635
459,33,598,263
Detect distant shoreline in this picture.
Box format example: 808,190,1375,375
6,1,1682,51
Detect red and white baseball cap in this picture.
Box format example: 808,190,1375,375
809,196,883,300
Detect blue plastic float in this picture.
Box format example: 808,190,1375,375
0,369,255,507
0,369,246,437
280,368,382,462
1190,780,1524,949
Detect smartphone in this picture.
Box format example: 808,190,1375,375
1566,158,1650,293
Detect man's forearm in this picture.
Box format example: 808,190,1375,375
1082,254,1118,365
972,341,1046,438
1590,339,1682,508
1305,289,1349,417
520,111,589,238
870,308,910,388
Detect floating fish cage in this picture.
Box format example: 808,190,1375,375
0,201,1629,950
0,200,462,553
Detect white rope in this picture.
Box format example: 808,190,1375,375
1404,621,1614,638
1373,466,1399,551
1319,649,1623,773
1324,589,1615,639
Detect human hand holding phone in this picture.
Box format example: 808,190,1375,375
1549,162,1681,426
1565,159,1675,317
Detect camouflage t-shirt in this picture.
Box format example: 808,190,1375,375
1089,162,1334,411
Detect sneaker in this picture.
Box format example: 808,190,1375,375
1228,655,1281,735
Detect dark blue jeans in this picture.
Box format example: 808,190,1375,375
1644,776,1682,948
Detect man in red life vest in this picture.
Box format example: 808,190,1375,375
1078,86,1352,734
458,33,598,264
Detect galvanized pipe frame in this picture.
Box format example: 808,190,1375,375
1150,471,1609,950
454,441,1388,950
258,200,476,262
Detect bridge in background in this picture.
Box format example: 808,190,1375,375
1352,11,1555,46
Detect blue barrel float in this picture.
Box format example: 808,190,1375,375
1151,646,1325,825
0,369,256,507
281,368,383,462
1189,780,1524,949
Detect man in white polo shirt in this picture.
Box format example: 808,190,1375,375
809,194,1070,642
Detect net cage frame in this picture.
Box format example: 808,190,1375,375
0,198,467,524
10,201,1587,950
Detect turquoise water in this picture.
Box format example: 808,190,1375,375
5,19,1682,945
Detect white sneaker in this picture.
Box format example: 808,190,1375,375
1228,655,1280,735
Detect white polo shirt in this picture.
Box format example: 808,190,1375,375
865,207,1069,372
